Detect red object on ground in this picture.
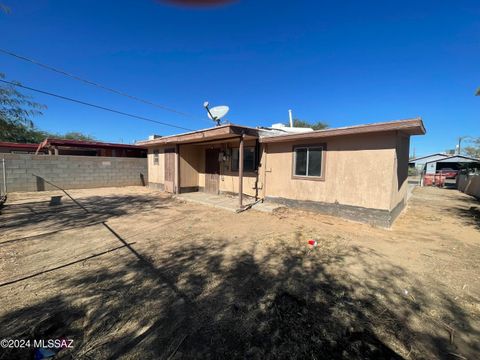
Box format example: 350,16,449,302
308,239,317,246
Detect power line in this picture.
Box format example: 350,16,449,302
0,48,196,118
0,79,194,132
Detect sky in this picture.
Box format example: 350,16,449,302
1,0,479,156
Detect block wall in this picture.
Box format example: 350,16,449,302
1,154,148,192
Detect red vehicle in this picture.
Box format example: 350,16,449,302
437,168,458,179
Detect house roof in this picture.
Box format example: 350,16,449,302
428,155,480,163
137,124,260,146
409,153,449,162
259,118,426,143
139,118,426,147
0,142,40,150
38,138,146,150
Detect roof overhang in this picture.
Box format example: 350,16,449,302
38,138,146,150
259,118,426,144
138,124,259,146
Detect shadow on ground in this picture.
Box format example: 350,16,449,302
1,235,477,359
0,193,173,235
0,187,478,359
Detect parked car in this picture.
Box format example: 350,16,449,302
437,168,458,179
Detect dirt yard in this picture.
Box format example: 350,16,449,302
0,186,479,359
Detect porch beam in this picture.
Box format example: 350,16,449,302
239,134,244,208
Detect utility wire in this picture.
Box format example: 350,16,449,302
0,48,196,118
0,79,194,132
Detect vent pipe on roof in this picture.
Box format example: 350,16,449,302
288,109,293,128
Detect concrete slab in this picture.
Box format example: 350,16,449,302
175,192,284,213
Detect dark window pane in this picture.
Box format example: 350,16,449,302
295,148,307,176
231,147,255,172
244,147,255,171
308,147,322,176
231,148,239,171
153,150,159,165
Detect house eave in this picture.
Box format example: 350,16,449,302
259,118,426,144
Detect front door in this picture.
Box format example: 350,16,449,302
205,148,220,194
164,148,175,193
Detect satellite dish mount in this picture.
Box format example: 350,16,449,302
203,101,229,126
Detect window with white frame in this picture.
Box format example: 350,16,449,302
153,149,159,165
293,145,324,178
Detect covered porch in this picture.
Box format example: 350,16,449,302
142,124,264,209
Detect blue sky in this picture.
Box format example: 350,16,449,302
1,0,479,156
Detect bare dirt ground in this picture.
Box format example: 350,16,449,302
0,186,479,359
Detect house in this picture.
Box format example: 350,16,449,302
138,118,426,227
36,138,147,157
0,142,46,154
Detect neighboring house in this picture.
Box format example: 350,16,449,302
138,118,426,227
36,138,147,158
0,142,45,154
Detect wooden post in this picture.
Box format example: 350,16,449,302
239,134,244,208
175,144,180,194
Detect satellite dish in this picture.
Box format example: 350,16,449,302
207,105,229,121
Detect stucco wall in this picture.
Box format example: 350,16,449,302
263,133,398,210
390,132,410,210
2,153,147,192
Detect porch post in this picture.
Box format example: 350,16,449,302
239,134,244,208
175,144,180,194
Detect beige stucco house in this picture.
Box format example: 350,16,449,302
138,118,426,227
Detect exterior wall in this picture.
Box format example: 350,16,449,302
263,132,398,211
390,132,410,211
147,147,165,185
179,145,202,188
457,174,480,199
2,153,147,192
175,140,259,196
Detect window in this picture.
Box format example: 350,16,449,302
153,149,159,165
231,147,256,172
293,146,324,178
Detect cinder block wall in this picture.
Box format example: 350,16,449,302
1,154,148,192
457,174,480,199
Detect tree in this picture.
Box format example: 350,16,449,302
0,73,96,143
0,73,47,142
285,118,328,130
462,138,480,158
